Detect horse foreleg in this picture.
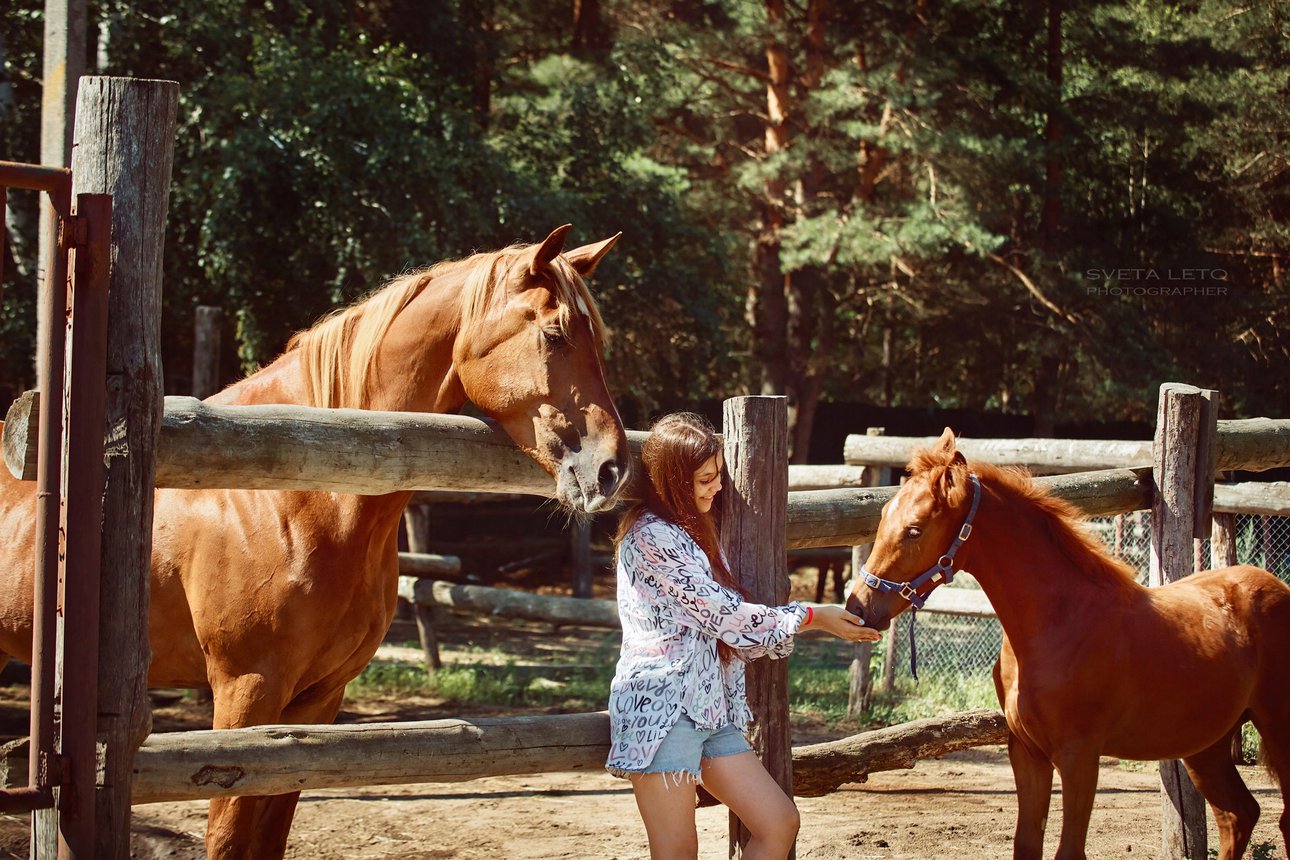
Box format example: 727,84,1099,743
1051,751,1099,860
1182,729,1259,860
205,677,345,860
1007,734,1054,860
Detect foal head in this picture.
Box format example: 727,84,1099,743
846,428,974,630
453,225,629,513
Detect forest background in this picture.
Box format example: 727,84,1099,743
2,0,1286,461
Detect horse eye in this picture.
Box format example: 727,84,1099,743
904,526,922,540
543,329,566,347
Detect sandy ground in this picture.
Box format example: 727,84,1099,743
109,748,1281,859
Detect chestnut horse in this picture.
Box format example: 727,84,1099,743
0,225,630,858
847,429,1290,860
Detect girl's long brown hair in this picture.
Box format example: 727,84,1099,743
615,412,743,661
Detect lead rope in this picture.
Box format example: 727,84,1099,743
908,608,919,683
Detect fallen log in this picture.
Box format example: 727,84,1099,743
789,707,1010,796
113,709,1010,804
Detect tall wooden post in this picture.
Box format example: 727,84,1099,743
191,305,223,399
1150,382,1216,859
847,427,884,717
71,76,179,858
36,0,86,386
720,396,792,859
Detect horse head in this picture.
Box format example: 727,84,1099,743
453,225,629,513
845,427,975,630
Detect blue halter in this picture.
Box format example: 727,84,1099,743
858,473,982,680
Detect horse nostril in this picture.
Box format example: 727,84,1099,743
597,460,621,495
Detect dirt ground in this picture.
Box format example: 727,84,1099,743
0,567,1284,859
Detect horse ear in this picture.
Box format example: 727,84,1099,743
935,427,957,456
530,224,573,276
563,232,622,278
933,427,968,500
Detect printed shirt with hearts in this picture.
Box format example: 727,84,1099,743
606,512,808,777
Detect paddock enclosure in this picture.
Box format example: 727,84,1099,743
3,75,1290,859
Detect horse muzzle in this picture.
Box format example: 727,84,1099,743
556,446,629,513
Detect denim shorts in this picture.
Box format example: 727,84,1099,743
638,713,752,785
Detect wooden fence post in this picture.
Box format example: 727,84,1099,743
848,427,884,717
191,305,223,399
720,396,792,859
1150,382,1216,859
72,75,179,858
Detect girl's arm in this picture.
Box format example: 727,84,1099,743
625,523,805,657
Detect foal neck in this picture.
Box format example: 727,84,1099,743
959,484,1140,643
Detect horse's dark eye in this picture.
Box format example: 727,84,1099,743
905,526,922,540
543,329,566,347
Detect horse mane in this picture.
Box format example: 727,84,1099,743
909,449,1139,587
286,243,607,409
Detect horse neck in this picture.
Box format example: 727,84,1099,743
955,489,1135,646
362,270,468,415
211,271,471,526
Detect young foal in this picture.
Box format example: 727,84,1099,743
0,226,629,858
847,429,1290,860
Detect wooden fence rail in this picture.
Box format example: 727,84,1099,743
114,708,1009,805
843,420,1290,474
4,395,865,495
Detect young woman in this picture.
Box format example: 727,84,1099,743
607,412,880,860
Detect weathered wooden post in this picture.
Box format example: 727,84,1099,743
35,0,86,387
191,305,223,399
1150,382,1217,859
720,396,792,859
847,427,884,717
71,75,178,858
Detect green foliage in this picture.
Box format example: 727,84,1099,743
2,0,1285,421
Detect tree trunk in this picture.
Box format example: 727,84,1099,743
1040,0,1063,254
749,0,792,398
785,0,830,464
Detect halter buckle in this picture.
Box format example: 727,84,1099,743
959,523,973,541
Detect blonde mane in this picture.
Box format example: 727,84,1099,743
908,450,1140,587
286,243,607,409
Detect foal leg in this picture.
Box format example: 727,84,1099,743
1181,729,1259,860
1007,734,1054,860
1251,712,1290,854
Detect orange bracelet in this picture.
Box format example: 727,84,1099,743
805,606,813,625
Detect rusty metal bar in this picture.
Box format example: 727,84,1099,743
0,786,55,815
56,193,112,857
28,186,72,812
0,162,73,199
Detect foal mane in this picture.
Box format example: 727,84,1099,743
286,243,606,409
910,450,1138,586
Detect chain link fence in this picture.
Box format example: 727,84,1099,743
883,511,1290,687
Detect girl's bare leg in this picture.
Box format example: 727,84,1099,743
630,773,700,860
701,751,801,860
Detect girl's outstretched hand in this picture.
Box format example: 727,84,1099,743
801,604,883,642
